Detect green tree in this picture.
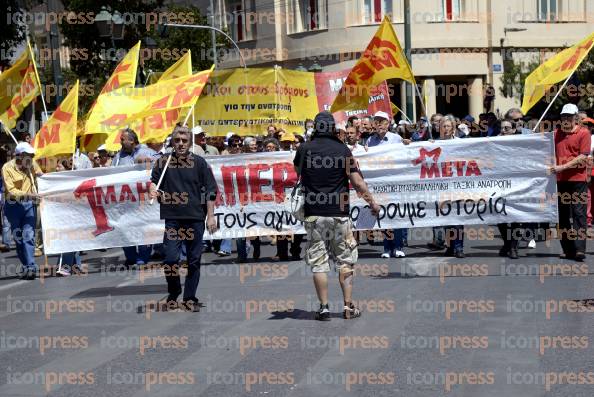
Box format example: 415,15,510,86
0,0,28,68
58,2,226,113
501,49,594,118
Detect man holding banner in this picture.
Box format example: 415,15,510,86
149,124,218,311
2,143,42,280
551,104,591,262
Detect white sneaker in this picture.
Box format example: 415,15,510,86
528,239,536,249
57,268,71,277
394,250,406,258
381,252,390,258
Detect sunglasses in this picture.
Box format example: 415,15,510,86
231,142,242,147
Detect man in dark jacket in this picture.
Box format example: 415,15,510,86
150,124,219,311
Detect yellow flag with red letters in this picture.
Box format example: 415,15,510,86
33,81,78,158
331,16,415,113
102,67,213,151
0,42,42,130
521,31,594,114
83,41,140,138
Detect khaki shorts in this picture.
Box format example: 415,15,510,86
303,216,358,273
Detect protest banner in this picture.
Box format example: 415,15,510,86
39,133,557,254
193,67,392,136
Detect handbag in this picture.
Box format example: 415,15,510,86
286,150,306,221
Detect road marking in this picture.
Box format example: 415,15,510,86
0,280,28,292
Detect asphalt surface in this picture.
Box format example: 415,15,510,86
0,226,593,396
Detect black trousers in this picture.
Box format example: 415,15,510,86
163,219,205,301
276,234,303,259
497,223,521,250
557,181,587,255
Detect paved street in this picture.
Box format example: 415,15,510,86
0,227,593,396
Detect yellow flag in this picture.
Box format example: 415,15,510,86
159,50,192,81
0,43,42,130
97,41,140,96
521,31,594,114
391,102,402,116
33,81,78,158
83,41,140,137
331,16,415,113
129,50,193,148
98,68,213,151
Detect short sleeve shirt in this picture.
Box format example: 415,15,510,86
554,126,591,182
294,136,358,217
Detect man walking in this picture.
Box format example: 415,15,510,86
150,124,218,311
551,104,591,262
112,128,156,266
2,143,42,280
294,112,380,321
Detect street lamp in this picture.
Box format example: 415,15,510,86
95,6,113,38
94,6,126,41
161,22,247,70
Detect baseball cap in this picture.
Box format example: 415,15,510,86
398,120,411,126
560,104,579,115
583,117,594,124
373,111,390,121
192,126,205,135
97,144,107,152
280,132,296,142
463,115,476,123
15,142,35,155
314,111,336,135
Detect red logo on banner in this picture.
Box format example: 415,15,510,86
74,178,151,236
412,147,481,179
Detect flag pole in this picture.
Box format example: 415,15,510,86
27,41,49,120
1,123,19,144
412,81,427,118
532,70,576,132
149,103,196,205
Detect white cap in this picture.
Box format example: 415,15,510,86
398,120,411,126
15,142,35,155
192,126,205,135
560,103,579,115
373,111,390,121
97,144,107,152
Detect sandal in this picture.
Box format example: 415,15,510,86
343,302,362,319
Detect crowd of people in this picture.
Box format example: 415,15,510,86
0,104,593,288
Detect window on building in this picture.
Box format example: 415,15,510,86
537,0,558,21
226,0,256,42
442,0,462,21
286,0,328,34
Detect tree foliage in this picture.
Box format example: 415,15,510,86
0,0,28,68
501,49,594,117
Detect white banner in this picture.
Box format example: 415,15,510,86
39,133,558,254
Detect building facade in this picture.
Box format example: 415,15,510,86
204,0,593,118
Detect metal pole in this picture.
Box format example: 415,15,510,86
210,0,218,67
532,70,575,132
403,0,414,121
164,23,246,70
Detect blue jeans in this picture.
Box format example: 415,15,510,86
2,210,12,246
432,227,445,246
123,245,152,265
383,229,405,253
4,201,36,271
219,239,232,253
446,225,464,252
61,252,81,268
163,220,205,301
